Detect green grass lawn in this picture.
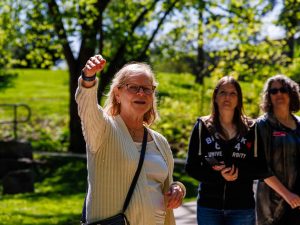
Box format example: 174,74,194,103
0,193,84,225
0,69,69,117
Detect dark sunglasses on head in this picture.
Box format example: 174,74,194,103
268,87,289,95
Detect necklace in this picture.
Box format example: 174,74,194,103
128,126,144,140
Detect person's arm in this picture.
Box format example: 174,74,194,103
264,176,300,209
75,55,108,153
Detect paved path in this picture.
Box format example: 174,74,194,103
174,201,197,225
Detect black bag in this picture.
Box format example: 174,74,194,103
87,213,129,225
80,128,148,225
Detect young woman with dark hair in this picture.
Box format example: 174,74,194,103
186,76,272,225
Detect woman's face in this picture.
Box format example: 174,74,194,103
269,81,290,111
115,73,154,118
215,83,238,113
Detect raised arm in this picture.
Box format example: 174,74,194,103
75,55,108,153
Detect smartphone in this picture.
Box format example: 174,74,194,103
205,156,224,166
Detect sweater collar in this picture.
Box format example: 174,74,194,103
115,115,169,164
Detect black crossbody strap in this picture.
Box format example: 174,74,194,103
122,127,148,212
81,127,148,223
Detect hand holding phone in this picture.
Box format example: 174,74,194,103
205,156,224,167
221,164,238,181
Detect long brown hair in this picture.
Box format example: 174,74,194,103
205,76,249,139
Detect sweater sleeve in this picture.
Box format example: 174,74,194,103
75,78,109,153
185,120,223,183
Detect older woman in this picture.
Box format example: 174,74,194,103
76,55,185,225
256,74,300,225
185,76,272,225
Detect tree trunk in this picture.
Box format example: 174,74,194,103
68,64,86,153
195,2,206,84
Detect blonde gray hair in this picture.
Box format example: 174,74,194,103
103,62,159,125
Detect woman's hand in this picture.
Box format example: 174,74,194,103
264,176,300,209
284,192,300,209
82,54,106,76
212,161,225,171
165,184,184,209
220,164,238,182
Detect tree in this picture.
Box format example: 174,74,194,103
149,1,278,81
5,0,181,153
150,0,294,117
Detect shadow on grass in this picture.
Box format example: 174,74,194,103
33,156,87,195
0,156,87,224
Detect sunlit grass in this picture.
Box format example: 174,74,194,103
0,69,69,118
0,193,83,225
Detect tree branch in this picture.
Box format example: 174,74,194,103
137,0,178,60
47,0,75,67
105,0,161,67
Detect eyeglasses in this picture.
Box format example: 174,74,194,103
125,83,156,95
268,87,289,95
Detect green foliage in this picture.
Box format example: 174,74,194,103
173,169,198,200
152,72,204,157
289,58,300,82
151,0,299,90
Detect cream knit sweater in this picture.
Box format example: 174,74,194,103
75,80,176,225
